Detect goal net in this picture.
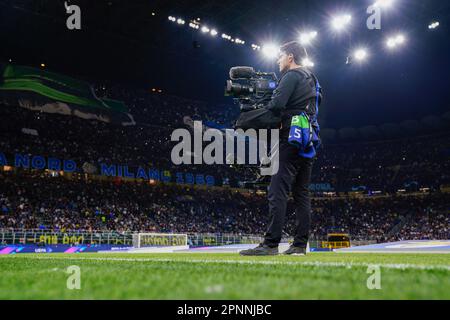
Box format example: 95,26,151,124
132,233,188,249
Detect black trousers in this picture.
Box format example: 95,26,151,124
263,142,314,248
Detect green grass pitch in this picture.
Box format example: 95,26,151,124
0,252,449,299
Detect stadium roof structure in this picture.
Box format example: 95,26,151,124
0,0,449,128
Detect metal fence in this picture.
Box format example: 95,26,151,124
0,229,377,248
0,229,269,247
0,229,134,246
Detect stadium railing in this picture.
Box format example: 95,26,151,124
0,229,381,249
0,229,266,247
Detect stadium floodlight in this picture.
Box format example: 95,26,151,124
201,26,210,33
386,34,406,49
210,29,218,36
331,14,352,31
262,44,279,59
354,48,368,61
301,57,315,67
386,38,396,48
299,31,318,45
428,21,440,29
168,16,176,22
374,0,395,8
395,34,405,44
176,18,185,25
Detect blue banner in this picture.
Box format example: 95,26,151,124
0,244,133,254
0,151,215,187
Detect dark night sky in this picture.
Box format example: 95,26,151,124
0,0,449,129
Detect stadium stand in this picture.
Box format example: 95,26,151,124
0,77,449,241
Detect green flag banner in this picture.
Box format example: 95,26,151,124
0,64,135,125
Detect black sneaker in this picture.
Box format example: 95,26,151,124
239,244,279,256
283,245,307,256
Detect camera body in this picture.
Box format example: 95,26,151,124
225,66,278,111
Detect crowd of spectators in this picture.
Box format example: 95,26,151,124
308,195,449,241
0,86,449,241
0,170,448,240
1,102,449,192
0,105,246,185
94,84,240,129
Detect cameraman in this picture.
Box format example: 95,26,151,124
240,41,322,256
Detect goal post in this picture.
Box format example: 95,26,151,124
132,232,188,249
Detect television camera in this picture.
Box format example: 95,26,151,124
225,66,278,111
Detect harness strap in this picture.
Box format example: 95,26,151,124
310,72,321,123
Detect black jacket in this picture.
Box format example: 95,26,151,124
265,67,321,134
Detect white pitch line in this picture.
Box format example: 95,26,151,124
3,255,450,271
